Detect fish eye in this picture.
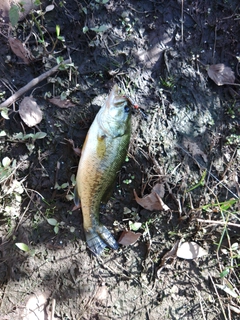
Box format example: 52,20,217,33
124,105,130,113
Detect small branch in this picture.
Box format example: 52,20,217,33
181,0,184,45
197,218,240,228
0,59,71,109
51,298,56,320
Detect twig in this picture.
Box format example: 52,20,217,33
213,25,217,61
0,59,71,108
181,0,184,45
209,273,228,320
196,219,240,228
51,298,56,320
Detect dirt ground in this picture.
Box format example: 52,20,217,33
0,0,240,319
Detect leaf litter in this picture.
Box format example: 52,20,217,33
207,63,235,86
133,183,170,211
1,1,240,319
176,241,208,260
118,230,141,246
19,97,42,127
8,37,32,64
48,97,76,108
157,241,208,277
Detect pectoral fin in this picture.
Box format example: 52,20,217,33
74,185,80,207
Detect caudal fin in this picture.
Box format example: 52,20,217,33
85,225,119,256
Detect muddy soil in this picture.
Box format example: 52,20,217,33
0,0,240,319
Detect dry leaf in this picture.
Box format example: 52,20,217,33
133,183,170,211
157,240,180,277
229,305,240,314
21,291,50,320
177,241,208,260
215,284,238,298
72,204,81,211
94,284,108,301
160,240,180,265
8,37,32,64
64,138,81,156
183,138,208,163
118,230,141,246
0,0,39,23
48,97,76,108
45,4,55,12
207,63,235,86
19,97,43,127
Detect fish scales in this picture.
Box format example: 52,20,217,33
75,85,133,255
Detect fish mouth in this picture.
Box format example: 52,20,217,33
106,84,134,109
114,96,131,107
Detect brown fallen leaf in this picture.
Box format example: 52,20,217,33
8,37,32,64
21,290,51,320
183,138,208,163
0,0,39,24
157,240,180,277
133,183,170,211
48,97,76,108
94,284,108,301
176,241,208,260
64,138,81,156
72,204,81,211
118,230,141,246
19,97,42,127
207,63,235,86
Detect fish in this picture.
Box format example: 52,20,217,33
75,84,133,256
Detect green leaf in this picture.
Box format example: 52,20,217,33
34,132,47,140
47,218,58,226
54,225,59,234
220,268,230,278
24,133,34,140
83,26,89,34
9,4,19,27
54,182,60,190
2,157,11,168
13,132,24,140
56,25,60,37
91,25,109,33
129,221,142,231
57,36,65,42
70,174,76,184
0,130,6,137
15,242,30,252
56,56,64,64
1,109,9,119
66,194,74,201
82,7,87,14
96,0,109,3
61,182,69,189
220,199,237,211
60,91,67,100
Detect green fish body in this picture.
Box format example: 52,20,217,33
75,85,132,255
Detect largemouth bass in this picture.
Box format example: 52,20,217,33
75,85,133,256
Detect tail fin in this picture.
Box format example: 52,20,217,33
85,225,119,256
